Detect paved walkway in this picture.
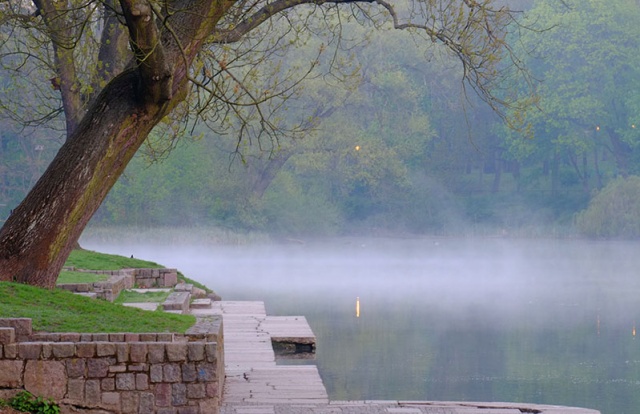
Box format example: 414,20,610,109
196,301,601,414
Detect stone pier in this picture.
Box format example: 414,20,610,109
192,301,602,414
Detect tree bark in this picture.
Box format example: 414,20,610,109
0,0,230,288
0,71,162,287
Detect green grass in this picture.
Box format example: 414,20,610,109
115,290,171,304
66,249,163,270
57,270,109,284
0,282,195,333
62,249,212,293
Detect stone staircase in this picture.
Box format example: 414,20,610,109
119,282,214,314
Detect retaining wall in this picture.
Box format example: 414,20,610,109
0,317,224,414
58,268,179,301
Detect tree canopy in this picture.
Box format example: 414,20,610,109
0,0,531,287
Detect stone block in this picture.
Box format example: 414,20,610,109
116,372,136,390
85,379,101,405
67,378,85,402
116,342,129,363
157,333,174,342
52,342,75,358
29,333,49,341
196,363,216,382
128,363,147,372
140,333,157,342
41,343,52,359
101,391,121,411
0,328,15,345
199,397,219,413
109,365,127,373
174,283,192,292
177,406,199,414
206,382,219,399
187,343,205,362
60,333,80,342
163,271,178,287
155,382,172,407
125,333,140,342
24,360,66,400
0,318,32,337
109,333,125,342
187,383,206,399
136,373,149,390
129,342,148,362
162,291,191,312
137,278,156,288
166,342,187,362
94,333,109,342
157,408,178,414
164,363,181,382
121,391,139,414
66,358,86,378
96,341,116,356
150,364,164,383
181,363,196,382
101,377,115,391
148,342,166,363
3,343,17,358
76,342,96,358
80,333,93,342
0,360,23,387
205,343,218,363
18,342,42,359
87,358,111,378
172,383,187,406
139,392,155,413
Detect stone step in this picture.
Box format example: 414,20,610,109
174,283,193,292
162,291,191,312
190,298,212,309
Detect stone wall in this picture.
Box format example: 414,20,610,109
58,268,179,301
0,317,224,414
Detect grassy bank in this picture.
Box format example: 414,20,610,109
0,249,202,333
0,282,195,333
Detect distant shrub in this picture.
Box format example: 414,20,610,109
576,176,640,238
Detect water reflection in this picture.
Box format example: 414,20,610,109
83,236,640,414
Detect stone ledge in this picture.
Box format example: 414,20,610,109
163,292,191,313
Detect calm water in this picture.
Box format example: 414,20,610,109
84,235,640,414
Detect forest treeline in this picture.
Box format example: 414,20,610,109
2,0,640,238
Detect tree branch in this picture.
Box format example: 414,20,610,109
120,0,172,104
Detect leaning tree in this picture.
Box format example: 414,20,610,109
0,0,528,288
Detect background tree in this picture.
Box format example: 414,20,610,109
0,0,529,287
507,0,640,191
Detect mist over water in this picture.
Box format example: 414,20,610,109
82,231,640,414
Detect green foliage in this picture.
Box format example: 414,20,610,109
576,176,640,238
0,282,194,333
66,249,162,270
508,0,640,183
8,391,60,414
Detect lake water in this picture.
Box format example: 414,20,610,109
83,235,640,414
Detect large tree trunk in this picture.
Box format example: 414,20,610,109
0,0,228,288
0,71,169,287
